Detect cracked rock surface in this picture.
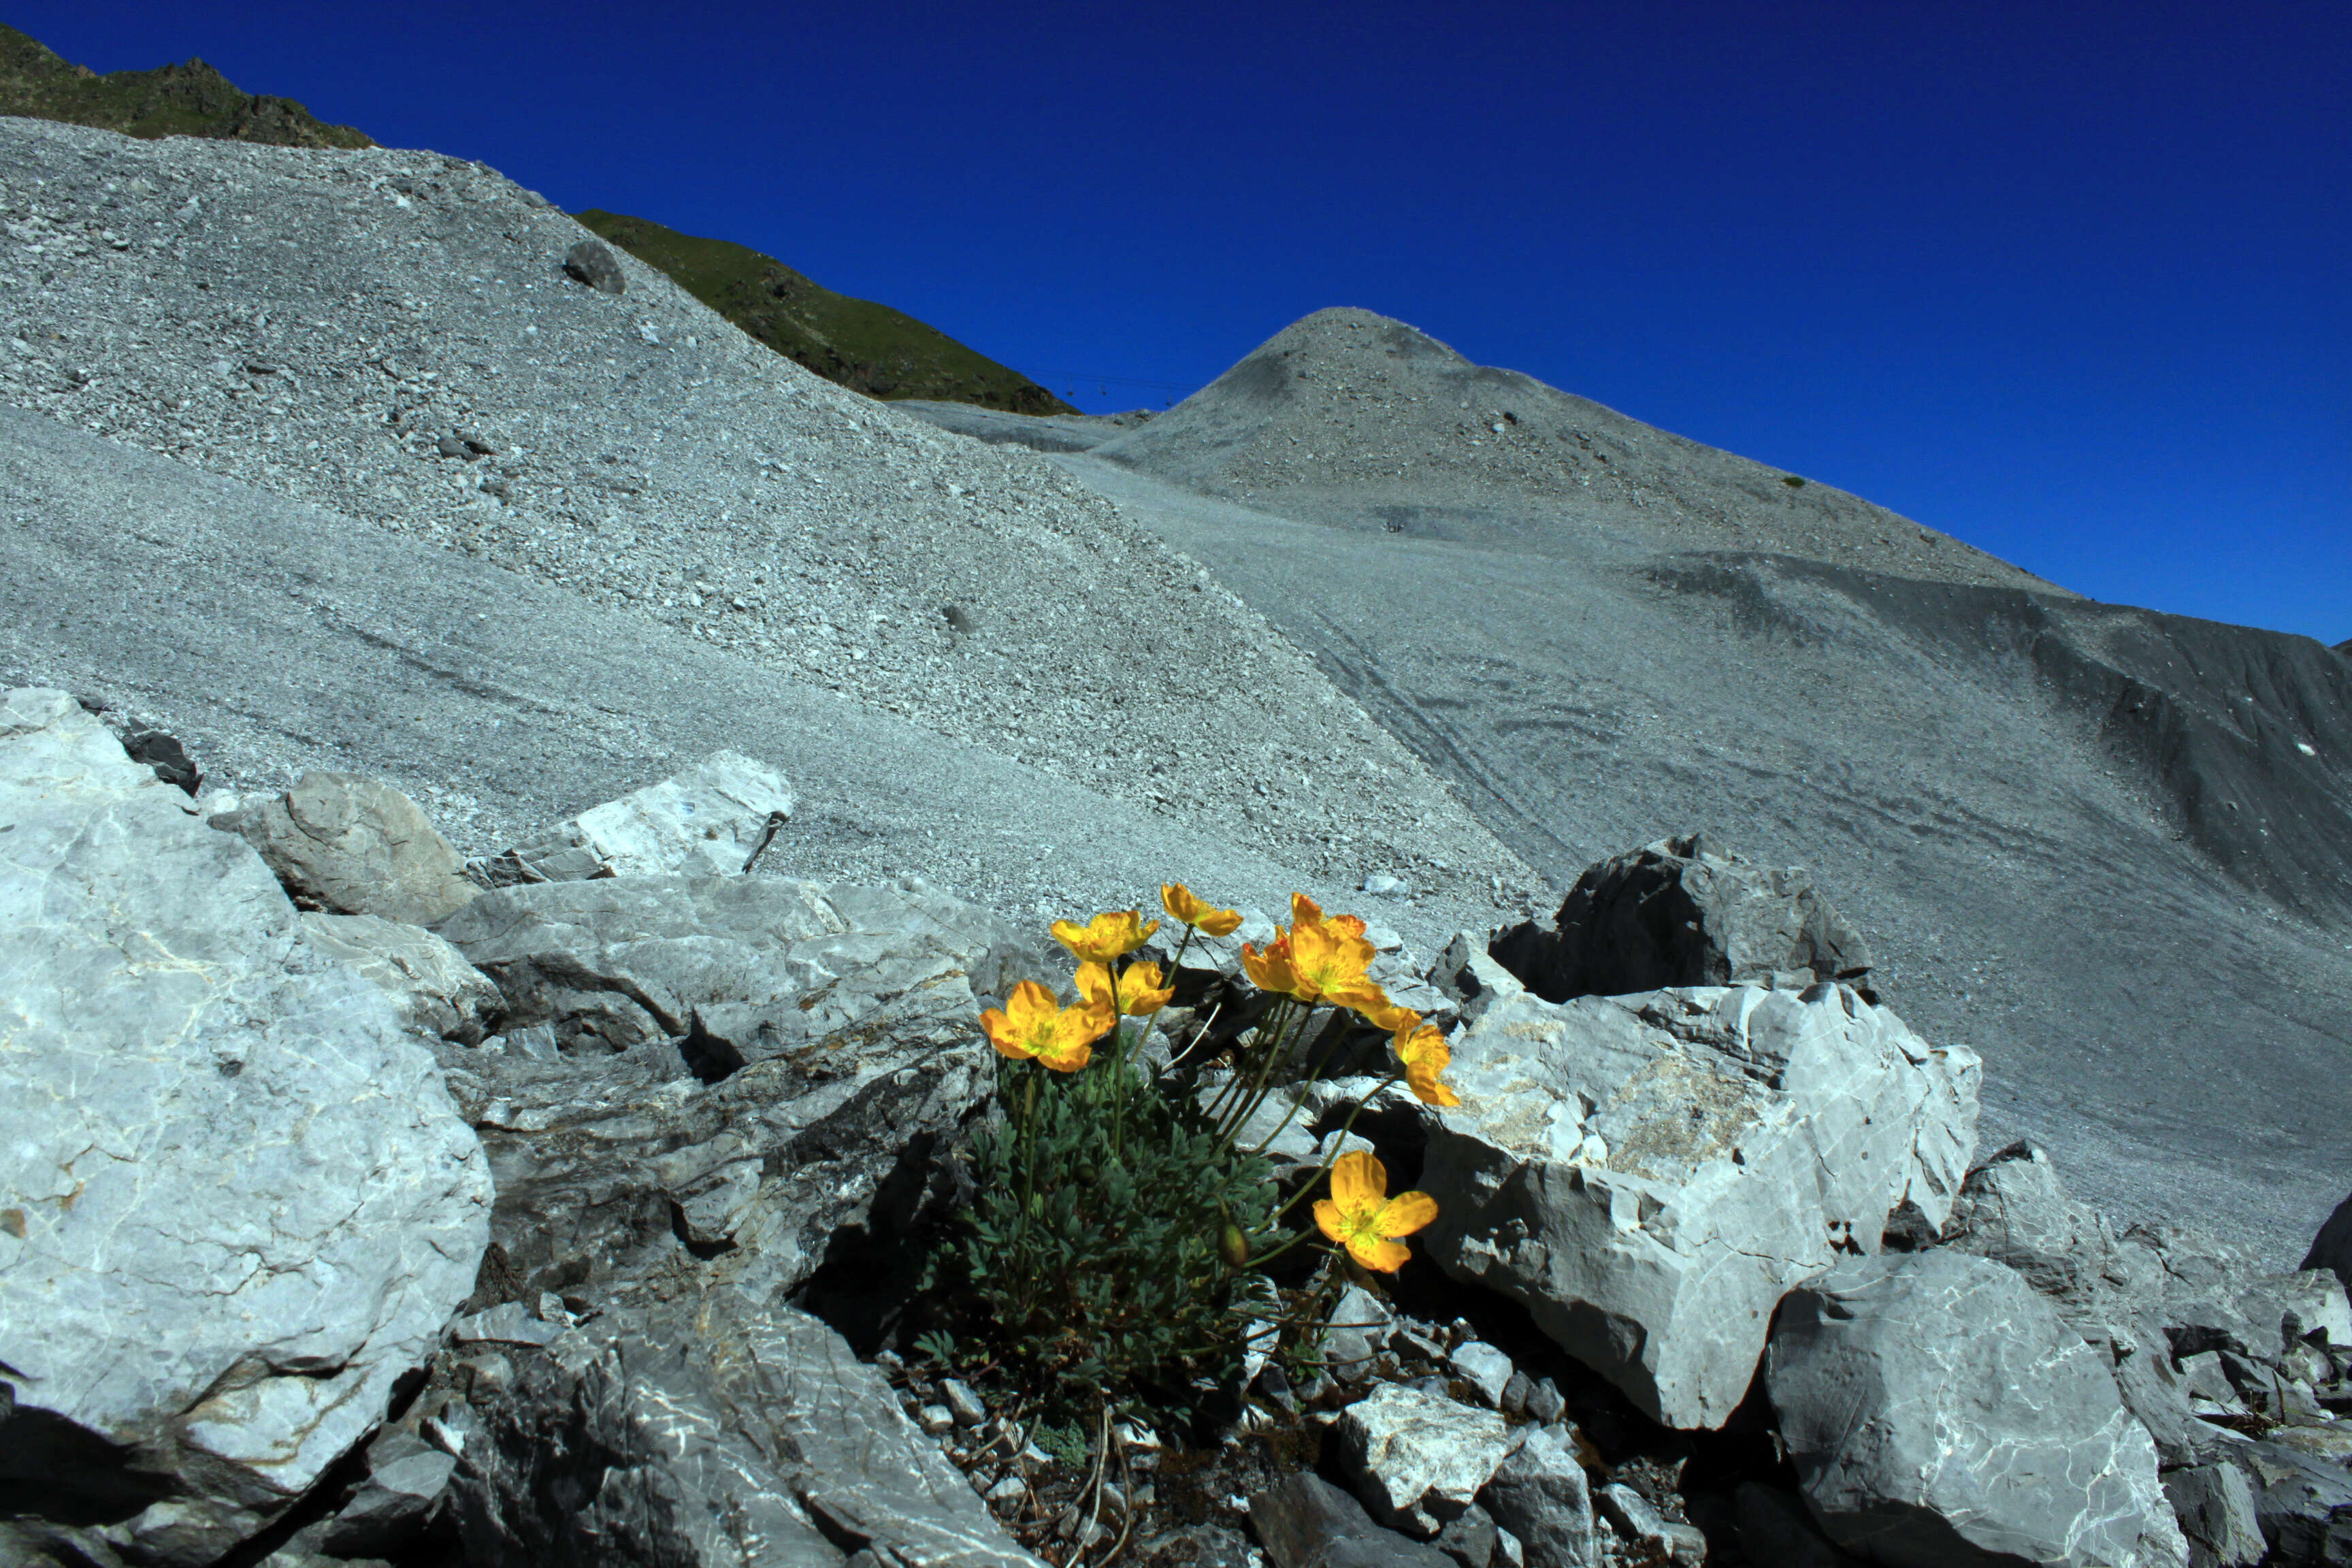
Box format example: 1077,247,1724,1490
1767,1250,2186,1568
1418,972,1979,1428
0,688,489,1567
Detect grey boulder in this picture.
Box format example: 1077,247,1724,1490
482,749,796,883
300,910,504,1043
434,868,1034,1062
1333,1381,1524,1537
2160,1464,2266,1568
1488,833,1872,1001
562,236,626,294
449,1284,1044,1568
212,768,480,924
433,874,1017,1303
2231,1439,2352,1567
1476,1424,1596,1568
2303,1191,2352,1290
1418,980,1978,1428
1766,1250,2185,1568
0,689,490,1566
1252,1471,1458,1568
1940,1143,2202,1466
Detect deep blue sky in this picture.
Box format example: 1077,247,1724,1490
15,3,2348,640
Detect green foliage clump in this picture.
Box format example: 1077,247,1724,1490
571,209,1077,414
917,1040,1286,1423
0,24,373,149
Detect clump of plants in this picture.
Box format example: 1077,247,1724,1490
911,882,1461,1434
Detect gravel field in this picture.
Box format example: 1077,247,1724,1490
0,117,1535,911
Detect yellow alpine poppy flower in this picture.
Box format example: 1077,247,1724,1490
1161,882,1244,938
1077,960,1176,1017
1288,913,1384,1010
1313,1149,1439,1273
1050,909,1160,963
1394,1022,1461,1108
1365,1000,1421,1034
1241,932,1300,996
980,980,1115,1073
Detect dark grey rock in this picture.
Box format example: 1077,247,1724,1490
2161,1463,2265,1568
2234,1439,2352,1567
2302,1191,2352,1291
1137,1524,1259,1568
1477,1426,1595,1568
123,726,200,794
562,238,625,294
448,1286,1041,1568
1251,1471,1458,1568
436,434,471,458
1488,834,1872,1002
1434,1503,1498,1568
1733,1483,1861,1568
1766,1250,2183,1568
319,1428,457,1557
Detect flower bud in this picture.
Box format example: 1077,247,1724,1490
1220,1223,1252,1269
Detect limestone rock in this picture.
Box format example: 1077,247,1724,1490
0,689,490,1565
448,1286,1045,1568
1252,1469,1459,1568
431,875,1013,1303
485,749,796,882
1418,981,1978,1427
1476,1425,1596,1568
1488,834,1872,1002
1766,1250,2185,1568
434,868,1036,1059
1942,1143,2201,1466
319,1428,457,1557
2233,1439,2352,1567
213,768,478,924
2161,1463,2267,1568
1335,1382,1524,1537
299,910,504,1043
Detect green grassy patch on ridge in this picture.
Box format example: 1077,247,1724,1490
0,23,372,148
574,210,1075,414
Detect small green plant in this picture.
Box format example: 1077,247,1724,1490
911,885,1461,1429
1782,474,1808,487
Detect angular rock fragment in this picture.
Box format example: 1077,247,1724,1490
1766,1250,2186,1568
562,236,625,293
0,689,490,1566
483,749,795,883
1489,833,1872,1001
431,874,1017,1303
212,768,478,924
1419,981,1978,1427
299,909,504,1043
2161,1463,2268,1568
1476,1425,1595,1568
1251,1470,1457,1568
1335,1382,1524,1537
448,1287,1045,1568
436,868,1035,1060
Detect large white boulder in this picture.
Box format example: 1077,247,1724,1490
1417,978,1978,1428
0,689,491,1566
